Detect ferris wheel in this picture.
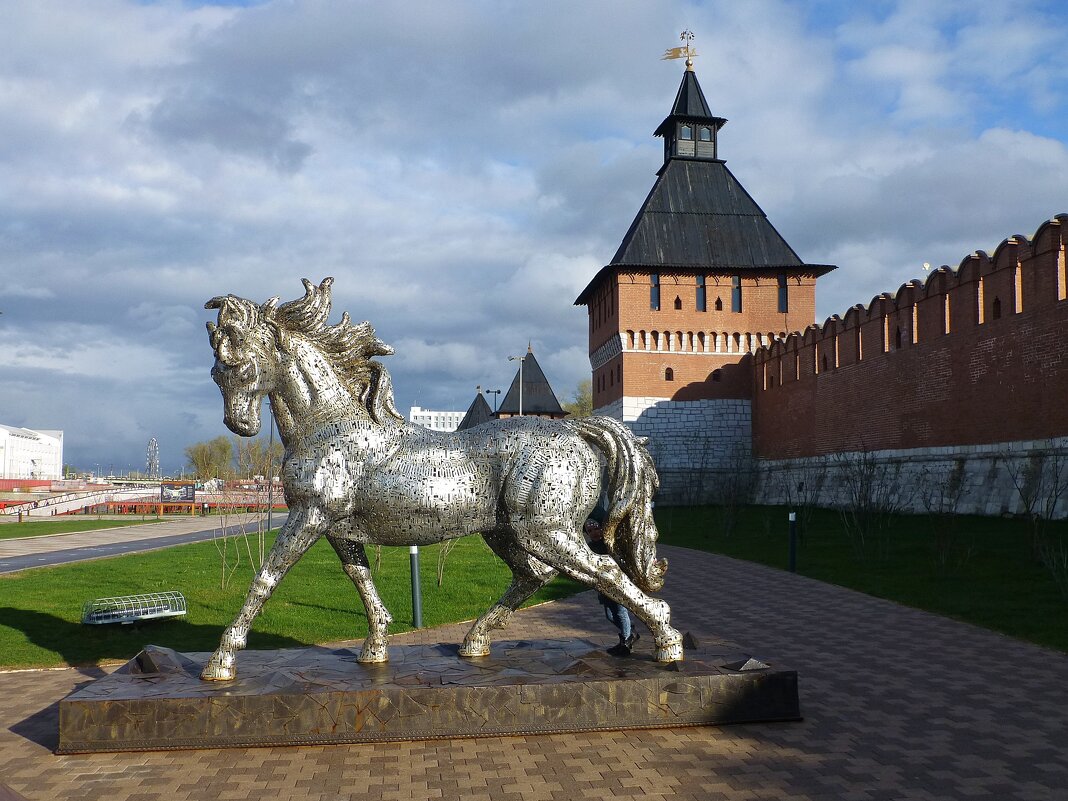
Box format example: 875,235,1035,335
146,438,160,479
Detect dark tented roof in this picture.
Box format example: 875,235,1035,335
575,159,835,304
653,70,723,137
456,392,493,431
613,159,803,268
497,348,565,417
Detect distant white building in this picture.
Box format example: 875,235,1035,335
0,425,64,480
408,406,464,433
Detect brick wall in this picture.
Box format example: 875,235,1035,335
589,270,819,409
752,215,1068,459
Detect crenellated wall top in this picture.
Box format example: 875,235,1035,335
754,214,1067,364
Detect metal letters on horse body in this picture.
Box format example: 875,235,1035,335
201,277,683,681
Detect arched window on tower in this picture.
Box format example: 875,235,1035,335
673,295,682,310
664,367,674,382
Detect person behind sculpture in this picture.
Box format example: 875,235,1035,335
584,518,639,656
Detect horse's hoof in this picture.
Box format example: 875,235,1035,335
201,653,236,681
357,642,389,664
458,639,490,658
654,637,684,663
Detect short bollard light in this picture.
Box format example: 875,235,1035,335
788,512,798,573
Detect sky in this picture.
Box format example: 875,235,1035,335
2,0,1067,475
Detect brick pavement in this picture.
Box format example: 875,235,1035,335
2,545,1067,800
0,514,272,558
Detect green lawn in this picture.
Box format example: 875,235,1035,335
3,506,1064,669
0,533,582,669
654,505,1068,653
0,518,161,540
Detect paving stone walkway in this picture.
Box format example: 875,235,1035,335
2,544,1066,800
0,514,281,573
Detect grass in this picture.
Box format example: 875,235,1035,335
0,518,161,541
5,505,1065,669
0,532,582,669
654,504,1068,653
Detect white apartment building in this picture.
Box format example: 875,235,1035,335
408,407,464,433
0,425,64,480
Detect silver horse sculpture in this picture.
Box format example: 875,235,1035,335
201,277,683,681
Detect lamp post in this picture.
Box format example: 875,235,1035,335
484,388,501,413
508,355,525,416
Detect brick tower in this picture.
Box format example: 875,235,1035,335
575,59,834,499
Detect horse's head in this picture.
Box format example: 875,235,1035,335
205,277,402,438
204,294,278,436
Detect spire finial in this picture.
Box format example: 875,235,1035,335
661,29,697,71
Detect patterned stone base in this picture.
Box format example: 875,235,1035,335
57,636,800,753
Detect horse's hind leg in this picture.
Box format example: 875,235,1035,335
327,536,393,663
458,532,557,658
519,529,683,662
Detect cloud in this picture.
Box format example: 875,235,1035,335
2,0,1067,472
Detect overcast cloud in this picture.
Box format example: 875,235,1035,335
1,0,1066,474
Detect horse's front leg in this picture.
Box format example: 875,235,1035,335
201,507,324,681
327,535,393,663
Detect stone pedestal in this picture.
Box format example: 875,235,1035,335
57,636,800,753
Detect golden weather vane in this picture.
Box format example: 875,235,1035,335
661,29,697,69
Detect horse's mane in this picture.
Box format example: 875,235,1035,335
209,277,404,424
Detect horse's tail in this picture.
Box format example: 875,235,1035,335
571,417,668,593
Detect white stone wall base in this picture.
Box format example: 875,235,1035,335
752,438,1068,519
594,397,752,505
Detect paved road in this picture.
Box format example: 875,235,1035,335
1,545,1066,800
0,513,288,574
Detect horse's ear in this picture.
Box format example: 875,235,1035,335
365,361,404,424
206,321,222,351
260,297,280,314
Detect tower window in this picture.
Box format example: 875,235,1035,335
696,275,706,311
699,127,712,142
665,367,674,381
777,274,789,313
650,273,660,310
731,276,742,313
680,125,693,140
714,297,723,311
673,296,682,310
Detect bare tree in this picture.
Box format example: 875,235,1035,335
775,456,828,543
185,436,234,480
919,459,972,574
1003,443,1068,597
834,450,903,562
716,442,755,537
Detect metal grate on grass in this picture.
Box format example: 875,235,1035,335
81,591,187,625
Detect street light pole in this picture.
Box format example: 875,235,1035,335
509,355,525,416
484,388,501,413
